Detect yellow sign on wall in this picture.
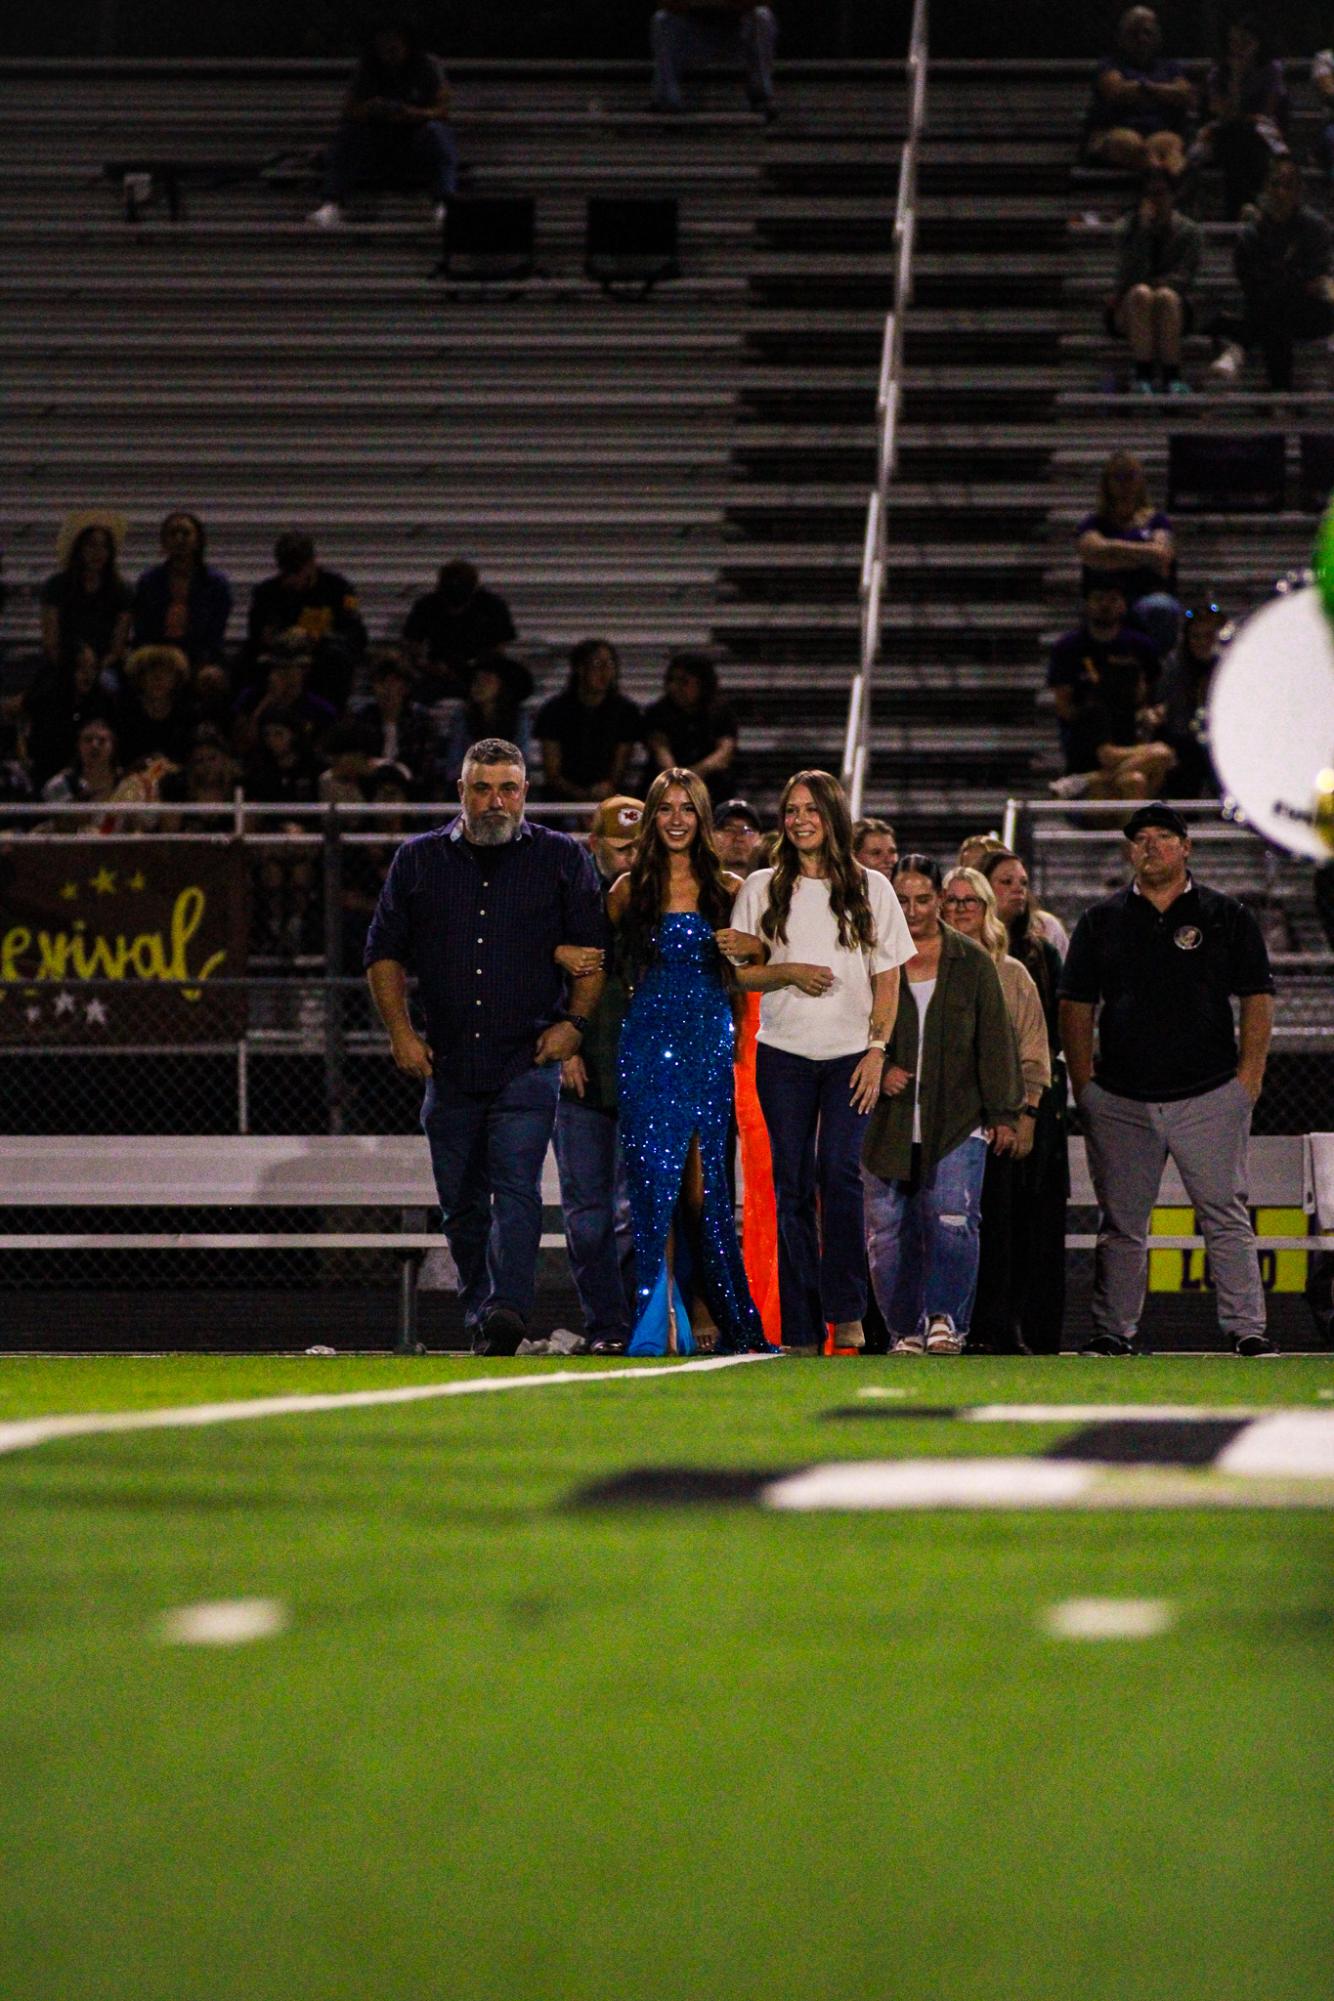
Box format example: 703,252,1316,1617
1148,1208,1310,1294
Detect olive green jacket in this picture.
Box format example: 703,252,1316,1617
862,926,1023,1182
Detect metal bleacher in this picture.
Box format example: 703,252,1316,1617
0,57,906,799
1,54,1332,885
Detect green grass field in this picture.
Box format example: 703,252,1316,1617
2,1352,1332,2001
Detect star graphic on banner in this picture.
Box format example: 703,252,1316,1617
84,998,109,1027
128,870,147,892
59,880,78,901
89,867,117,895
53,991,77,1017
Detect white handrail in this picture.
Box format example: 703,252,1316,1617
842,0,928,818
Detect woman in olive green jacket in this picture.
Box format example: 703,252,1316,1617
862,857,1023,1354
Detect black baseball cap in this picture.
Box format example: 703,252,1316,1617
1123,801,1189,840
715,798,762,831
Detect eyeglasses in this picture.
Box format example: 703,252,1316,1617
942,895,982,911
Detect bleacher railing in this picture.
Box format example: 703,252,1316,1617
842,0,927,820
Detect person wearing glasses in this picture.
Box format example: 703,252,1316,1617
860,855,1023,1356
941,867,1051,1352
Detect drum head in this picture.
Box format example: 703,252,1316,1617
1207,587,1334,860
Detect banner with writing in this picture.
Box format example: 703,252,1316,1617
0,839,248,1043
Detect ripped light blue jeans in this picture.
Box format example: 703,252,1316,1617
862,1136,987,1339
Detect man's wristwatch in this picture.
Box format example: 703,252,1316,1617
1020,1104,1039,1119
562,1012,589,1034
867,1037,887,1052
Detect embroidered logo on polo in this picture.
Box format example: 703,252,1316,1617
1173,926,1203,950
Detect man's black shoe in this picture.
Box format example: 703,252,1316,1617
472,1307,526,1357
1079,1332,1138,1357
1235,1332,1278,1357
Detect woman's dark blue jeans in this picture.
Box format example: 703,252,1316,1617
755,1041,869,1346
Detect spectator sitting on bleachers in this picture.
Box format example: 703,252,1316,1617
40,515,132,691
350,647,426,772
132,510,232,671
246,531,366,712
642,650,738,802
243,709,322,954
1046,582,1177,802
41,713,122,811
403,558,516,695
1078,449,1181,657
243,708,321,812
158,724,240,833
427,653,534,793
21,648,118,791
536,638,642,803
115,645,198,769
340,761,415,977
1314,49,1334,182
308,19,457,230
1209,156,1334,388
1082,7,1195,178
1157,597,1226,798
317,721,377,805
234,645,338,756
1104,168,1202,395
1188,11,1289,219
650,1,778,121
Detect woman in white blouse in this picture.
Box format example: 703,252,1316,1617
718,769,914,1351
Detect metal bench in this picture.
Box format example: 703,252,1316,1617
0,1134,564,1353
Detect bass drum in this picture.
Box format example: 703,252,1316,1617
1207,586,1334,860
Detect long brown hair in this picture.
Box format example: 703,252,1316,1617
620,768,738,996
760,769,876,952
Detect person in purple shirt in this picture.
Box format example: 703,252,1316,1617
365,735,606,1355
1083,7,1195,177
1076,449,1180,657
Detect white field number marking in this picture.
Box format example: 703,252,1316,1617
158,1598,289,1647
1042,1598,1175,1641
0,1352,774,1460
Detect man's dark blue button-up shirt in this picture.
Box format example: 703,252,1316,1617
364,817,606,1094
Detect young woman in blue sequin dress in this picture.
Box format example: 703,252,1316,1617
607,768,773,1356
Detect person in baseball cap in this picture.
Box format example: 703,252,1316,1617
551,793,645,1352
1122,800,1189,841
714,796,764,876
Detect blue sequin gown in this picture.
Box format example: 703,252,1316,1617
617,911,771,1355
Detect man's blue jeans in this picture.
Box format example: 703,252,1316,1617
421,1063,560,1333
323,119,458,203
862,1136,987,1339
552,1099,636,1343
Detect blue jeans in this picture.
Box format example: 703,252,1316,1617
421,1062,561,1333
650,5,778,110
323,119,458,203
553,1099,636,1343
863,1136,987,1339
756,1041,868,1345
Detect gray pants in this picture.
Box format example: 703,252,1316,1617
650,6,778,111
1081,1076,1266,1343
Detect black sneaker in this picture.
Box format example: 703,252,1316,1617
472,1306,526,1357
1234,1333,1278,1357
1079,1332,1137,1357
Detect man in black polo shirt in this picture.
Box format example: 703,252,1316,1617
365,736,606,1355
1059,802,1275,1355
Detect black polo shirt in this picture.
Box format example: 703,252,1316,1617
1059,877,1274,1101
364,817,606,1094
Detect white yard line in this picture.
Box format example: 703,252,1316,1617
0,1351,775,1460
